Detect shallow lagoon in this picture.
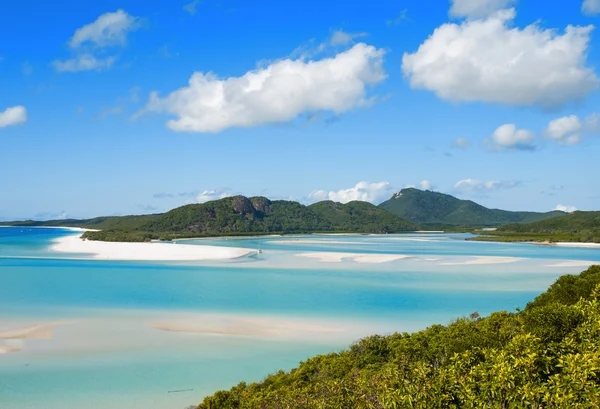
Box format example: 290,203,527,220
1,228,599,409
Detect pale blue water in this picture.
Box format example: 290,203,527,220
1,227,599,409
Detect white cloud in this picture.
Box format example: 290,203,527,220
387,10,409,27
487,123,536,151
54,10,138,73
308,181,393,204
454,178,521,193
402,9,598,108
555,204,577,213
449,0,516,19
193,189,233,204
69,9,138,49
544,113,600,146
420,180,435,190
582,0,600,15
329,30,367,46
184,0,201,16
586,113,600,133
545,115,583,146
53,54,116,72
452,136,471,149
141,43,386,132
0,106,27,128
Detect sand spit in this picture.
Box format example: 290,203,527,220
440,256,523,266
295,252,412,263
0,322,70,340
0,322,70,355
49,234,255,261
276,240,372,245
546,260,595,268
554,243,600,249
151,314,344,339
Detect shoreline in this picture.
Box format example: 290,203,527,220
49,234,256,261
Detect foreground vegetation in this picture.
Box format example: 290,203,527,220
472,211,600,244
195,266,600,409
379,188,565,227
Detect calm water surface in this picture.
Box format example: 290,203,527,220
1,227,598,409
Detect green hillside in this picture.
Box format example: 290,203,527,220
196,265,600,409
475,211,600,243
308,200,417,233
0,214,160,230
379,188,564,227
15,196,416,242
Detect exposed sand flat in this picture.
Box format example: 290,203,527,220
0,322,70,340
151,314,344,339
554,243,600,249
276,239,372,245
295,252,412,263
440,256,523,266
0,344,22,354
546,260,595,268
50,234,255,261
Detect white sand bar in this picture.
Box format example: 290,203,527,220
554,242,600,249
440,256,523,265
296,252,412,263
546,260,595,268
151,314,348,340
50,234,255,261
0,322,70,340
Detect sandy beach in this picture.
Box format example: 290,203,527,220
151,313,351,340
296,252,412,263
546,260,595,268
440,256,523,265
50,234,256,261
0,322,70,340
554,242,600,249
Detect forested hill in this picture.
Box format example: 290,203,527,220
2,196,416,241
137,196,416,238
195,265,600,409
0,214,160,230
379,188,565,227
492,211,600,242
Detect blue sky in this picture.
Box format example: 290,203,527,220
1,0,600,220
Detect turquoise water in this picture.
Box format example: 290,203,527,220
1,227,599,409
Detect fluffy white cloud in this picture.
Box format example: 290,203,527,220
54,10,138,73
454,179,521,193
582,0,600,15
488,124,536,151
53,54,116,73
183,0,200,16
193,189,233,204
69,9,138,48
308,181,393,204
0,106,27,128
452,136,471,149
402,9,598,107
141,43,386,132
420,180,435,190
545,115,583,146
449,0,516,19
555,204,577,213
544,113,600,146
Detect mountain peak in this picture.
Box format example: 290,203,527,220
379,189,563,227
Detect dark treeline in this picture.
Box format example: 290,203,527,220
78,196,417,242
